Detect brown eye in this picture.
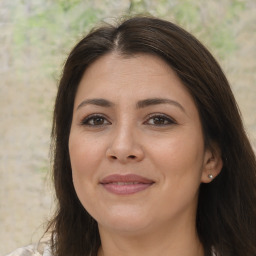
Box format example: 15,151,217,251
81,115,111,126
90,117,105,125
152,117,168,125
146,114,176,126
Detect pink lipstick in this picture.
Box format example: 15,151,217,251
100,174,154,195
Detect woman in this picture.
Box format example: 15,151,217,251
7,16,256,256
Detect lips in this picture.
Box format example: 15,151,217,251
100,174,155,195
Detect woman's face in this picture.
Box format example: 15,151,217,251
69,53,216,236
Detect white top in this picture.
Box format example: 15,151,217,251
5,242,52,256
6,242,217,256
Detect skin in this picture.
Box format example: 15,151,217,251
69,53,222,256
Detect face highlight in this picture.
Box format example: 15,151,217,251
68,53,219,236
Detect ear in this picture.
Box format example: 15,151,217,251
201,143,223,183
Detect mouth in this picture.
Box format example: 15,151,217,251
99,174,155,195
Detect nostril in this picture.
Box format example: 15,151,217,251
128,155,136,159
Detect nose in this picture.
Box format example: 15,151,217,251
106,125,145,163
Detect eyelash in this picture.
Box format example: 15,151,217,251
144,113,177,126
80,113,176,127
80,114,111,127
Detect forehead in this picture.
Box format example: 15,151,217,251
74,53,195,111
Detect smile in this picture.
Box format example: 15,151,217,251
100,174,155,195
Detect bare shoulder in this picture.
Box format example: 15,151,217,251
5,240,52,256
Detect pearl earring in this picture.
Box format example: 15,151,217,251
208,174,213,179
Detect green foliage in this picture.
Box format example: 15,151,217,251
160,0,240,59
208,24,237,58
55,0,83,12
9,0,250,76
229,0,246,18
124,0,241,59
171,0,201,26
11,0,101,76
128,0,149,14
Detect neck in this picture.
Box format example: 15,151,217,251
97,220,204,256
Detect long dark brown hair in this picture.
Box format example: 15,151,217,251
48,16,256,256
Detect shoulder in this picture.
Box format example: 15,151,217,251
5,240,52,256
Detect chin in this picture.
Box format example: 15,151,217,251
99,220,151,235
96,206,153,234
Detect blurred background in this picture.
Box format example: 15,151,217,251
0,0,255,254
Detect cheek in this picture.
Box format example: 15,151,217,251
68,133,105,213
68,133,106,197
148,132,205,214
149,130,205,179
155,134,204,162
69,133,104,173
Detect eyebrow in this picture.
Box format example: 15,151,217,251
76,97,185,112
136,98,185,112
77,98,114,110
